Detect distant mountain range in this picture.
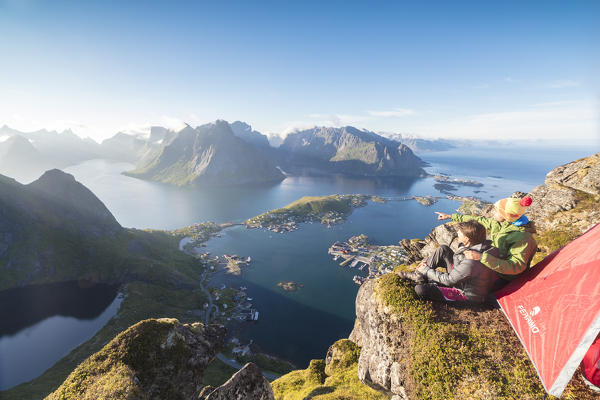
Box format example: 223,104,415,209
380,133,457,153
0,121,448,185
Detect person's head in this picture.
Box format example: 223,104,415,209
456,221,487,247
493,196,533,223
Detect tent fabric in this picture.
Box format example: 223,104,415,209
495,223,600,397
582,336,600,388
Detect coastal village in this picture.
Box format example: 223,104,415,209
245,194,385,233
328,234,410,285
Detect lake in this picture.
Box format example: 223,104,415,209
0,282,121,390
0,143,592,388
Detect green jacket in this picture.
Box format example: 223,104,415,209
451,214,537,278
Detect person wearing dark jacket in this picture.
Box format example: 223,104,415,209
406,220,502,303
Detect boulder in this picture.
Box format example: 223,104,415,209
198,362,274,400
544,152,600,195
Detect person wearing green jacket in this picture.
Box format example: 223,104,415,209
435,196,537,279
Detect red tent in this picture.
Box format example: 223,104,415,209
495,223,600,397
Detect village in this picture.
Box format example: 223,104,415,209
328,234,410,285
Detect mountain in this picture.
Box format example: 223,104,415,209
14,128,103,165
230,121,271,149
382,133,456,153
126,120,285,186
279,126,427,177
0,126,105,181
0,135,54,182
0,169,204,291
100,132,149,163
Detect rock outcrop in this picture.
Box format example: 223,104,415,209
198,362,274,400
47,318,226,400
349,275,549,399
526,153,599,234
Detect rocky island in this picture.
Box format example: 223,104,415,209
277,281,304,292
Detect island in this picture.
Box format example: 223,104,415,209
277,281,304,292
414,195,438,206
245,194,386,233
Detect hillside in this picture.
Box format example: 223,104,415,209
0,169,203,290
279,126,426,177
126,120,285,186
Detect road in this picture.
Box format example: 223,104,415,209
179,236,282,381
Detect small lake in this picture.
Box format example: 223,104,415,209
0,282,121,390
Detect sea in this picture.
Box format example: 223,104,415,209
0,143,592,390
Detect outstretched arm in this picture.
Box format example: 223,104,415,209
450,213,498,231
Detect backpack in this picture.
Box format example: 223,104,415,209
582,336,600,389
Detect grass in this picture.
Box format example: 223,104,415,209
374,273,547,400
202,358,239,387
271,340,386,400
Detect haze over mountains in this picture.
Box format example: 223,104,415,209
0,120,436,185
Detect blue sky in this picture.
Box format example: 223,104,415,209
0,0,598,143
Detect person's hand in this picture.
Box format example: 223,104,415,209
465,250,482,261
417,260,428,273
435,212,451,220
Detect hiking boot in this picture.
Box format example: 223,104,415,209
397,270,426,283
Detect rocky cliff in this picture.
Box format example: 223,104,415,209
126,120,285,186
279,126,427,177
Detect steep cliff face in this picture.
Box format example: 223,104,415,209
46,318,226,400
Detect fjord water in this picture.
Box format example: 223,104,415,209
0,144,591,388
0,282,121,390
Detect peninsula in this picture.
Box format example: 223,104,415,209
245,194,386,233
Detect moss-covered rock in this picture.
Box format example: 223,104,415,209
271,340,386,400
46,318,226,400
349,274,547,399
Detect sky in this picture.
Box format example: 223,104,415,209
0,0,599,144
